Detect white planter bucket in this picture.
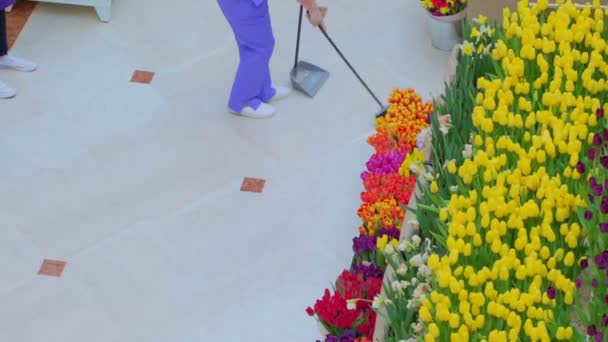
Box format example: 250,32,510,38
428,9,467,52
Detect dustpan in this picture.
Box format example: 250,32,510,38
290,6,330,97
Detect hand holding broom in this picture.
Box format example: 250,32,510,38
297,0,327,30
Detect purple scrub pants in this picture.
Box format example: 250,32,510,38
1,0,15,56
0,11,7,56
217,0,277,113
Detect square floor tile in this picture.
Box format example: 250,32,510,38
38,259,66,277
130,70,155,84
240,177,266,193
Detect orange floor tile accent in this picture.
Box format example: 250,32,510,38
240,177,266,193
6,1,37,49
130,70,155,84
38,259,66,277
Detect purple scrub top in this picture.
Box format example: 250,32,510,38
1,0,16,10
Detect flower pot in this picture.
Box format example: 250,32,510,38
427,9,467,51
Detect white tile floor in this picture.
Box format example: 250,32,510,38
0,1,448,341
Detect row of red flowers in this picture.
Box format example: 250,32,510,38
306,89,434,341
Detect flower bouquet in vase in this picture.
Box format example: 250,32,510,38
420,0,468,51
306,270,382,341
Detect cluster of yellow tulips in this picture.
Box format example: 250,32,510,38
418,1,608,340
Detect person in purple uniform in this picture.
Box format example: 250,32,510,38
217,0,326,119
0,0,37,99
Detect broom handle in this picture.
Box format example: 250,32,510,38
294,6,304,70
318,27,384,109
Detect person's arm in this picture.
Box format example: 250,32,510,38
298,0,327,28
298,0,318,11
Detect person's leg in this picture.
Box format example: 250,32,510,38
0,10,8,56
0,10,16,99
0,10,37,72
217,0,276,113
253,7,275,104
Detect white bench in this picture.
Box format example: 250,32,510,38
6,0,112,22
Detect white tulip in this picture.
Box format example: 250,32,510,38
411,235,421,247
462,144,473,159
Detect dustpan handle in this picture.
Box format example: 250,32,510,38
294,6,304,70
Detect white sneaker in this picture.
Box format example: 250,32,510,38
0,54,38,72
269,85,291,102
231,103,276,119
0,80,16,99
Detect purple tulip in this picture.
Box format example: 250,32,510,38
577,161,587,174
603,128,608,141
602,197,608,214
339,330,357,342
601,156,608,169
588,324,598,336
591,177,599,187
594,185,604,197
595,333,603,342
589,148,597,160
594,134,603,146
592,278,599,287
576,278,582,288
601,223,608,233
598,107,605,118
352,262,383,280
605,295,608,304
585,210,594,220
323,335,338,342
353,235,377,254
581,258,589,269
603,314,608,327
379,227,400,240
546,286,556,299
595,251,608,270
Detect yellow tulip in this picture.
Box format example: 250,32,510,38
563,252,575,266
430,181,439,193
428,322,440,338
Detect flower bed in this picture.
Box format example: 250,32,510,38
308,1,608,341
412,1,608,341
306,89,433,341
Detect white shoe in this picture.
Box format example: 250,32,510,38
0,54,38,72
231,103,276,119
269,85,291,102
0,80,16,99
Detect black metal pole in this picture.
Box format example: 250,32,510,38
294,6,304,70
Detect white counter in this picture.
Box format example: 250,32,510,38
24,0,112,22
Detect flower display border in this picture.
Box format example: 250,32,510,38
306,89,434,341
